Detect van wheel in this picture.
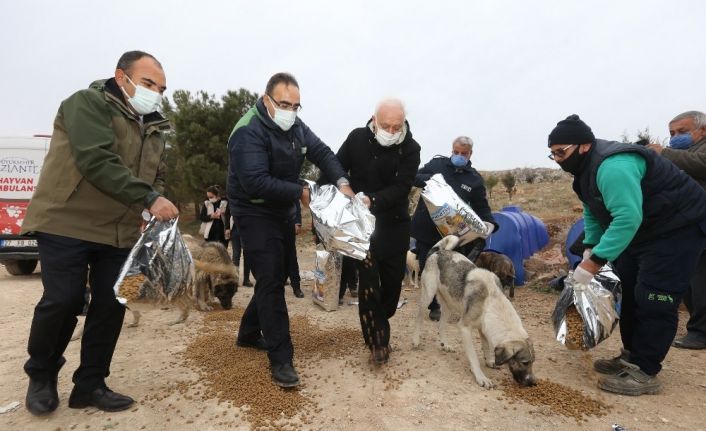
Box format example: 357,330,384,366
3,260,38,275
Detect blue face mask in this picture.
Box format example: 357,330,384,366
450,154,468,167
669,133,693,150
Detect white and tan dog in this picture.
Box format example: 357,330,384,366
412,236,536,389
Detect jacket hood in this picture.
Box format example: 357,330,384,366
366,117,411,146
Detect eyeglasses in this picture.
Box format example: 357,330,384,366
267,94,302,112
548,144,576,160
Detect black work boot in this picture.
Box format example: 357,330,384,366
593,349,631,375
68,385,134,412
271,362,300,388
292,286,304,298
26,378,59,415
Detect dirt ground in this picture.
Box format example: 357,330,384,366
1,240,705,431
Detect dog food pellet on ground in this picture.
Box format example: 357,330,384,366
564,305,587,350
181,306,361,430
118,274,145,302
500,377,609,421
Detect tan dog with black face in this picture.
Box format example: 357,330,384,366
412,236,536,389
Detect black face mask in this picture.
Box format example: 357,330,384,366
557,148,583,175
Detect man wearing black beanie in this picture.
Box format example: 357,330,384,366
548,114,706,396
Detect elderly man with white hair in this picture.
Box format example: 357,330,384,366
336,98,421,365
411,136,497,321
647,110,706,349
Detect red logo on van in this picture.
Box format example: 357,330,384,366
0,201,28,235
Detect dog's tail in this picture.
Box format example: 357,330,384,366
428,235,462,256
193,260,238,278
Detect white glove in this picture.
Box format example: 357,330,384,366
582,248,592,262
572,265,594,285
484,222,495,236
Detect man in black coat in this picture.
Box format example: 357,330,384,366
227,72,354,387
411,136,497,321
337,98,421,365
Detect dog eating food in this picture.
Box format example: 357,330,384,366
115,235,239,326
413,235,536,389
182,235,239,313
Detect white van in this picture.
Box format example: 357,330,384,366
0,136,50,275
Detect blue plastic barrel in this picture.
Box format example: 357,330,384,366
484,206,550,285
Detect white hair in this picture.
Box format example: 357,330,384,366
670,111,706,128
453,136,474,149
374,98,406,117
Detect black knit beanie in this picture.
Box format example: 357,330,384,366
548,114,595,147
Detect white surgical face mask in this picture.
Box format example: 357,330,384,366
268,96,297,131
375,122,402,147
122,75,162,115
208,197,218,203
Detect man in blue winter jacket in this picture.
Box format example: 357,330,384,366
227,72,354,388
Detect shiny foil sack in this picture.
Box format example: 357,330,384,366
113,217,194,305
308,181,375,260
312,245,342,311
421,173,489,246
551,265,621,350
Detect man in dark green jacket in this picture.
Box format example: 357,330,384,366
548,114,706,396
21,51,178,415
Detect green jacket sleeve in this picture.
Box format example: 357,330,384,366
62,90,156,206
590,153,646,262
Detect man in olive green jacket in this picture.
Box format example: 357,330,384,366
21,51,178,416
647,111,706,350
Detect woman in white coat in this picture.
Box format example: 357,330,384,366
198,185,229,247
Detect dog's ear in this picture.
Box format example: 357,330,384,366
495,340,529,365
495,344,515,366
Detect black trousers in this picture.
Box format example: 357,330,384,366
24,233,130,391
615,223,706,375
685,249,706,340
235,214,295,365
286,230,301,289
231,231,251,282
339,256,359,299
356,251,406,348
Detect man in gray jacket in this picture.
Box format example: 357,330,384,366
647,110,706,349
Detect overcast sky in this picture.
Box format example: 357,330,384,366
2,0,704,170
